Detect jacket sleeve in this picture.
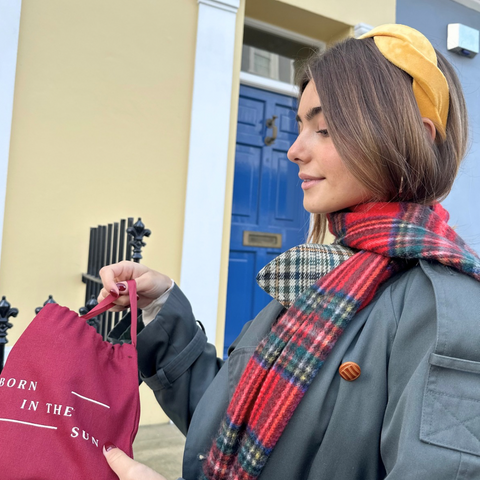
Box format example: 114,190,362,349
137,284,226,435
382,261,480,478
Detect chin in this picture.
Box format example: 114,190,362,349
303,202,335,215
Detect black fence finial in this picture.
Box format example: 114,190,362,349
79,295,100,330
127,218,151,263
35,295,57,314
0,296,19,371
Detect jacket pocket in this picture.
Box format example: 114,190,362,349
420,353,480,456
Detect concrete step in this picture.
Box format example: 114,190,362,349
133,422,186,480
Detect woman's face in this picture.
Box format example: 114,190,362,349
288,81,373,214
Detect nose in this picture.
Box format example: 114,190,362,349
287,133,306,164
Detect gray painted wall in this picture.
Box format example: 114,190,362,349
397,0,480,252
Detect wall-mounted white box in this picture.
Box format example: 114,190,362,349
447,23,479,58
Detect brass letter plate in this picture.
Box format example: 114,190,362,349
243,231,282,248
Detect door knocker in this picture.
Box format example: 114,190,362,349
264,115,278,146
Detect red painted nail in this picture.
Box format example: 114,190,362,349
109,289,119,298
104,442,116,452
116,283,127,292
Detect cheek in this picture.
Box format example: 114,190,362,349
330,159,373,201
322,151,354,183
342,175,374,202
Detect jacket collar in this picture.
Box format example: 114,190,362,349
256,244,355,308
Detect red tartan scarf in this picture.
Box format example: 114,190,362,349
202,202,480,480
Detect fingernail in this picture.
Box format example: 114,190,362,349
109,289,119,298
116,283,127,292
104,442,116,452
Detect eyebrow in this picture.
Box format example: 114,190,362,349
296,106,322,123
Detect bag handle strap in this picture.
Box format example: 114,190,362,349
82,280,138,347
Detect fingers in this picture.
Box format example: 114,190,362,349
97,262,173,312
132,271,170,299
99,262,149,298
103,443,167,480
99,264,172,301
103,303,128,313
104,444,134,478
98,284,130,304
96,285,132,313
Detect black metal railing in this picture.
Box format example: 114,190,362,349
80,217,151,339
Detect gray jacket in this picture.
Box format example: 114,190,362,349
116,260,480,479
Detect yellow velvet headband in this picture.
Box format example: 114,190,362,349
359,24,449,139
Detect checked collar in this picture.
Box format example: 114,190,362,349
256,243,356,308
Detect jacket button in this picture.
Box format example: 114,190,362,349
339,362,361,381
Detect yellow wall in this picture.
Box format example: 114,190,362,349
246,0,396,43
277,0,396,30
1,0,199,425
3,0,196,337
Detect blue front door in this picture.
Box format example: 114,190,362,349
224,85,309,356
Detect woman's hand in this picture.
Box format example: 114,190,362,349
104,443,168,480
98,261,172,311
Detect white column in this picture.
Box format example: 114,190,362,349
0,0,22,269
180,0,239,342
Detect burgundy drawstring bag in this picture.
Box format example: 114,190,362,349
0,280,140,479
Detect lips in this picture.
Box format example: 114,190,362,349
299,174,325,181
299,173,325,190
300,175,325,190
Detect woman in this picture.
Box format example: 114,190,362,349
100,24,480,479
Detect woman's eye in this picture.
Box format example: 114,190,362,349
316,129,329,137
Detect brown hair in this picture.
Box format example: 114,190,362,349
297,37,468,243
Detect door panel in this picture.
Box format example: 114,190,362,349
225,251,257,346
224,85,309,357
231,145,262,221
272,151,299,222
236,97,265,147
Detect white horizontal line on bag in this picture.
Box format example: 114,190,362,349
71,391,110,408
0,418,57,429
